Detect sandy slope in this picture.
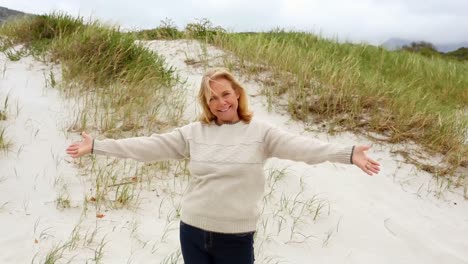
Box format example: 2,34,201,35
0,40,467,264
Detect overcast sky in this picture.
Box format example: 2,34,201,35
1,0,467,45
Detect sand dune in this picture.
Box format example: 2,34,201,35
0,40,466,263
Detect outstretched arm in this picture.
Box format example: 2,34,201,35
66,129,188,162
264,126,380,175
265,126,353,165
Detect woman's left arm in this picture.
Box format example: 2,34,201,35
264,126,380,175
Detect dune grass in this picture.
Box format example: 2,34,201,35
132,18,224,42
133,18,184,40
2,13,175,87
0,127,9,152
207,31,467,175
0,13,185,136
0,93,11,152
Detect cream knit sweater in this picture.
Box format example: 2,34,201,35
93,120,353,233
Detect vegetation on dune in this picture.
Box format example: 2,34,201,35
184,18,226,41
133,18,225,42
0,13,176,87
0,13,185,137
210,31,467,174
133,18,184,40
0,94,11,152
0,13,188,221
0,126,8,152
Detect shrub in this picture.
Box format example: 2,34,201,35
135,18,183,40
185,18,225,41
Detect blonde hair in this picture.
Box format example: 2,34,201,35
198,68,253,124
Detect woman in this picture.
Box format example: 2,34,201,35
67,68,380,264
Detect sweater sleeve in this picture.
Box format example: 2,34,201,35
93,128,188,162
264,125,353,165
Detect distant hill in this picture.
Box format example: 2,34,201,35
0,6,31,23
382,38,468,53
381,38,413,51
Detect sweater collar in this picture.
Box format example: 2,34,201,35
213,119,242,126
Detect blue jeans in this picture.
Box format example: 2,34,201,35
180,221,255,264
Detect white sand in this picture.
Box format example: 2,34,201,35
0,40,467,264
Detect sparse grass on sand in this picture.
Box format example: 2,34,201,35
0,13,186,137
1,13,189,212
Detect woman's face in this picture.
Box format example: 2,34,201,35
207,77,240,124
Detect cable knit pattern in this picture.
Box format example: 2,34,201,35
93,119,353,233
190,141,264,164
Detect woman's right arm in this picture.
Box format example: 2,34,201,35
66,129,188,162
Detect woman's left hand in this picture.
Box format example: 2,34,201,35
352,145,381,176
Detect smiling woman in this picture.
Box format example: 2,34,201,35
198,68,252,125
66,67,380,264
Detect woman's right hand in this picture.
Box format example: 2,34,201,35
66,131,93,158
